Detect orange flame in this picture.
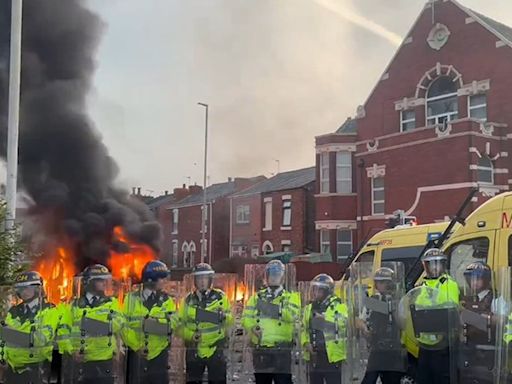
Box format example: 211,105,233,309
36,245,77,305
108,226,156,282
235,282,246,302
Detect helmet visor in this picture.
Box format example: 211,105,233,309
464,269,492,297
15,284,40,302
265,268,284,287
423,259,446,279
194,274,213,291
309,282,331,302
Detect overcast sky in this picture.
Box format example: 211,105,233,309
85,0,512,196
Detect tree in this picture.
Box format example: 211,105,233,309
0,201,24,285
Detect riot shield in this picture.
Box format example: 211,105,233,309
458,265,498,384
241,263,301,383
61,275,126,384
0,285,57,384
495,267,512,384
123,278,179,384
398,278,459,383
346,262,406,383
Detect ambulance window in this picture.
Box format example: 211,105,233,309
447,237,489,288
382,246,424,275
356,251,375,264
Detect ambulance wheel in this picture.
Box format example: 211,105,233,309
400,375,415,384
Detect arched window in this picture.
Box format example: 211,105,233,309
189,242,197,267
262,241,274,255
477,155,494,185
182,242,190,268
426,76,459,126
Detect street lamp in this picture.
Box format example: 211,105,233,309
197,102,209,263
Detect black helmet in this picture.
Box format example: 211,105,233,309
142,260,170,283
373,267,394,282
265,260,285,288
310,274,334,301
421,248,447,279
191,263,214,292
13,271,43,288
82,264,112,286
464,261,491,285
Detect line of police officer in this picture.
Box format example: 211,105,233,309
2,252,512,384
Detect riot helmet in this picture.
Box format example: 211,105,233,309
309,274,334,303
192,263,214,293
13,271,43,302
463,261,492,296
422,248,447,279
142,260,170,291
265,260,285,288
373,267,395,294
82,264,112,296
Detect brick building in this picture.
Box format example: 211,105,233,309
230,167,316,257
315,0,512,261
167,177,265,268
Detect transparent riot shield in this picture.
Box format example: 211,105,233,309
0,285,57,384
458,265,498,384
164,279,186,384
61,275,126,384
123,278,179,384
347,262,407,382
398,278,459,383
495,267,512,384
241,263,301,383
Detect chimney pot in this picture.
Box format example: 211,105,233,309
182,184,186,188
137,187,141,195
165,190,169,195
132,187,136,195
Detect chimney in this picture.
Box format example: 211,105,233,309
132,187,136,195
137,187,141,196
234,176,266,192
189,185,203,195
228,177,233,182
164,190,169,195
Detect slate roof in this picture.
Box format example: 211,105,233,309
147,194,176,209
336,118,358,134
169,181,237,208
470,10,512,44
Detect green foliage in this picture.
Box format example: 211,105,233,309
0,201,25,285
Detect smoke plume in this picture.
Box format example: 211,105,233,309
0,0,161,269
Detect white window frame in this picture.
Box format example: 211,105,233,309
182,242,190,268
336,151,352,193
426,90,459,126
468,94,487,122
372,177,385,215
320,152,330,194
251,245,259,257
320,229,331,257
262,241,274,255
264,200,272,230
172,240,178,267
236,205,250,224
172,209,179,234
477,155,494,185
336,229,352,261
189,241,197,267
400,109,416,132
282,199,292,227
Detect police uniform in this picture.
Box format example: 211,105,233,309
242,261,301,384
123,260,177,384
178,263,232,384
57,265,124,384
302,290,347,384
2,271,60,384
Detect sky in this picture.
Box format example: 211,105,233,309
84,0,512,197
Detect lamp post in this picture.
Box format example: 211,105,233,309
197,102,209,263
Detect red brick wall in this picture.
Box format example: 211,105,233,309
230,195,262,257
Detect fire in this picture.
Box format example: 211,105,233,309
236,281,246,302
36,245,76,305
108,226,156,282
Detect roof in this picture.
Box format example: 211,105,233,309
147,194,176,209
467,9,512,45
232,167,315,197
170,181,236,208
336,118,358,134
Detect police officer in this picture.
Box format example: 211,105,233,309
1,271,60,384
242,260,301,384
178,263,232,384
123,260,177,384
301,274,347,384
414,248,459,384
459,262,496,384
361,267,405,384
57,264,124,384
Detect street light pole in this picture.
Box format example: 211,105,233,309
197,102,209,263
6,0,23,231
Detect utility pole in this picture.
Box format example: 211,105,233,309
197,102,209,263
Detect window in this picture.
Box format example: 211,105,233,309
282,200,292,227
236,205,250,224
447,237,489,288
382,246,424,284
172,240,178,267
336,152,352,193
262,241,274,255
251,245,259,257
426,76,459,126
336,230,352,261
320,230,331,258
320,152,330,193
401,110,416,132
189,242,197,267
264,200,272,230
371,177,385,215
350,251,375,280
182,242,190,268
469,94,487,122
477,156,493,184
172,209,179,234
282,244,291,252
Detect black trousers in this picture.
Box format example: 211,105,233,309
361,370,402,384
127,349,170,384
308,350,342,384
254,373,293,384
186,348,226,384
61,358,116,384
4,361,51,384
252,347,292,384
417,347,455,384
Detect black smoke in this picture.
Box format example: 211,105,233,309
0,0,161,269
